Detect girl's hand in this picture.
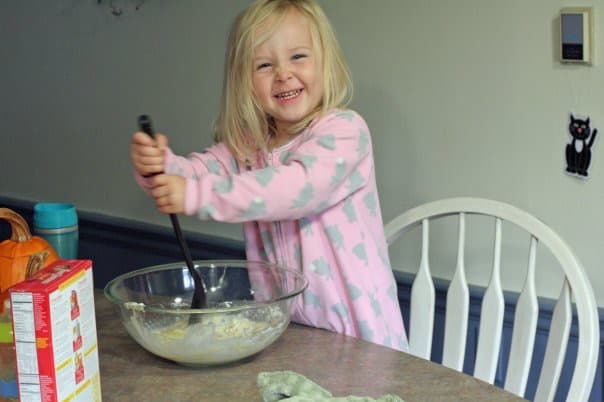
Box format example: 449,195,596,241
149,174,187,214
130,131,169,176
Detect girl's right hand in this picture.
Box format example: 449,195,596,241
130,131,169,176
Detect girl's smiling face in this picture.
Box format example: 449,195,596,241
252,9,323,141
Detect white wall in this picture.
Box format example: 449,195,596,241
1,1,603,304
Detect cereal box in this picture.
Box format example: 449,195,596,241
9,260,102,402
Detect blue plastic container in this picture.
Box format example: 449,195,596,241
33,203,79,260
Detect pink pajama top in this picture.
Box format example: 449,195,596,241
141,109,408,351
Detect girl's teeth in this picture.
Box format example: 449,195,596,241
277,90,300,100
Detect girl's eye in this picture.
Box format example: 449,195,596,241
256,62,271,71
292,54,307,61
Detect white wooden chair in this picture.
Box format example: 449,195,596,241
385,197,599,402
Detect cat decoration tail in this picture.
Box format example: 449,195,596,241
565,114,598,178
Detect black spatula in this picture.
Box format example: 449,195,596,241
138,114,207,311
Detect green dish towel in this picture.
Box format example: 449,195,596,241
257,371,405,402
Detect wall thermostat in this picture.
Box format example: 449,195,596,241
560,7,594,64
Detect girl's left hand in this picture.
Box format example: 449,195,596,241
149,174,187,214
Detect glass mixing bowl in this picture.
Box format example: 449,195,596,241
104,260,308,367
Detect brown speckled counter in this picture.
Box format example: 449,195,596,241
95,290,526,401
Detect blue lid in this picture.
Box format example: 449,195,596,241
33,203,78,229
0,379,18,398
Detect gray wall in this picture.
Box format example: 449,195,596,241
2,1,603,305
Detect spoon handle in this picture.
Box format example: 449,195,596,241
137,115,207,309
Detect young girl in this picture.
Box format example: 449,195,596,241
130,0,408,352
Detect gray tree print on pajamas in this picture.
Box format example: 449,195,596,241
298,154,316,169
279,151,290,164
300,217,314,235
214,177,233,193
206,159,222,174
343,197,357,222
347,169,365,193
198,205,215,220
359,320,374,341
255,167,278,186
240,198,267,219
317,134,336,150
352,243,367,264
357,130,369,156
303,289,322,308
325,226,344,250
310,257,333,279
363,192,378,216
331,158,347,185
332,302,351,324
347,283,362,300
292,183,314,209
369,292,382,316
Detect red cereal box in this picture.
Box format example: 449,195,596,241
9,260,102,402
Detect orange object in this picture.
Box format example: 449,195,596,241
0,208,59,303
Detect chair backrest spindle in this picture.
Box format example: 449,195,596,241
408,219,435,359
442,213,469,371
534,281,572,402
473,218,505,383
504,236,539,395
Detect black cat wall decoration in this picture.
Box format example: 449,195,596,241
565,114,598,177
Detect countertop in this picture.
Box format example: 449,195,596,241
96,290,526,401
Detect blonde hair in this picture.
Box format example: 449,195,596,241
213,0,353,162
